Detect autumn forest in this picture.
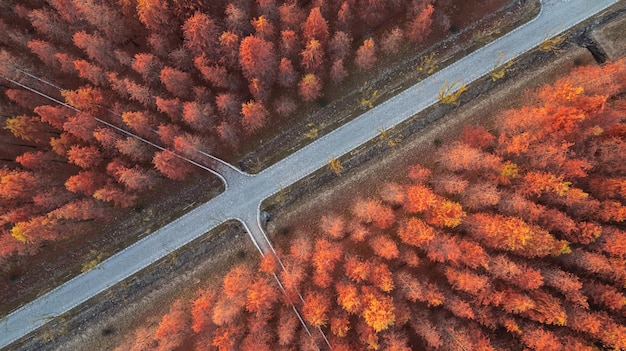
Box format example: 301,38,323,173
0,0,445,258
1,0,625,350
118,58,626,350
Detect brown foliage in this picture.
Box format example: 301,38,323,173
241,100,268,133
302,7,329,45
191,289,216,333
239,35,278,84
302,291,330,327
152,151,193,181
298,74,322,102
93,184,137,208
67,145,102,169
352,199,395,229
330,59,348,83
319,214,345,240
328,31,352,61
160,66,193,99
300,40,325,72
406,5,434,44
277,57,297,88
355,38,377,70
154,300,190,350
369,235,399,261
381,27,404,55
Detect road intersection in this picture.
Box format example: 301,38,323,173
0,0,620,348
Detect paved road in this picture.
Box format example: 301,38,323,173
0,0,620,348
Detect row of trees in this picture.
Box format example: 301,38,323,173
0,0,450,260
116,59,626,350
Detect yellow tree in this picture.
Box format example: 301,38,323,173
361,286,395,333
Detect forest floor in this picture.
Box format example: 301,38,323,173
37,17,619,351
0,0,534,320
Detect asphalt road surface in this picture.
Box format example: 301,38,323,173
0,0,619,348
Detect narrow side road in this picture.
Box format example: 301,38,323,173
0,0,619,348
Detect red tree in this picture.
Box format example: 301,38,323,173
252,16,274,40
49,199,104,221
155,97,182,122
34,105,68,130
72,0,129,42
302,7,329,45
312,238,342,288
122,111,153,136
61,86,103,111
336,2,353,32
65,171,107,195
154,300,190,351
355,38,377,70
352,199,395,229
277,58,297,88
381,27,404,55
136,0,171,32
152,151,194,181
277,307,299,346
183,12,219,57
245,276,278,317
328,31,352,62
460,182,501,210
132,53,163,86
330,59,348,83
298,74,322,102
344,255,370,283
320,214,345,240
300,40,325,72
195,57,231,89
241,100,268,133
191,289,216,333
459,125,496,150
72,31,116,68
218,31,240,68
67,145,102,169
160,66,193,99
279,30,300,58
27,40,59,69
302,291,330,327
16,151,53,171
278,2,304,30
239,35,278,84
93,184,137,208
406,5,434,44
369,235,399,260
73,60,106,86
182,101,214,132
116,166,158,191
